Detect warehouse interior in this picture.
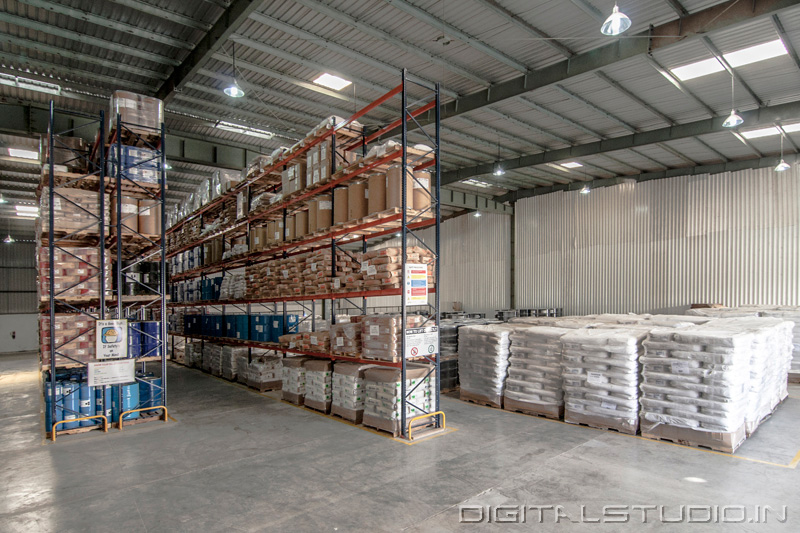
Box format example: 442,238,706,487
1,0,800,530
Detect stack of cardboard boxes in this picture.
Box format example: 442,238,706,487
331,362,373,423
303,359,333,413
282,357,309,405
362,363,436,436
40,314,95,366
37,247,110,301
39,188,109,238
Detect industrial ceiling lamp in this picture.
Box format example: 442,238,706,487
3,234,13,244
224,43,245,98
601,3,631,36
775,130,791,171
722,73,743,128
493,144,505,176
473,211,482,218
0,193,6,204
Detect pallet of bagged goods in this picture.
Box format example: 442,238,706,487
458,324,516,408
362,363,436,437
331,362,374,424
303,359,333,413
282,356,310,405
40,313,96,366
331,317,363,358
360,246,435,292
37,246,110,302
361,314,426,363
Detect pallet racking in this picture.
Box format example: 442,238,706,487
168,70,442,438
41,102,168,440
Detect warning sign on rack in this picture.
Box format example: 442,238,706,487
87,359,135,387
404,263,428,306
404,326,439,359
95,319,128,360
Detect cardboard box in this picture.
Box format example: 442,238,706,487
308,202,318,233
412,170,431,211
315,195,332,232
386,164,413,210
368,173,387,215
138,199,161,235
286,214,296,240
331,362,373,424
295,210,309,238
333,187,348,224
348,180,368,221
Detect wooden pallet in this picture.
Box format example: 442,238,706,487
459,390,502,409
118,412,166,428
503,398,564,421
564,410,638,436
304,403,331,415
48,423,106,440
246,379,281,393
108,128,161,149
640,421,745,454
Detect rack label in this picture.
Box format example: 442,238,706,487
404,264,428,306
404,326,438,359
87,359,135,387
95,319,128,359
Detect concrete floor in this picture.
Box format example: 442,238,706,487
1,351,799,532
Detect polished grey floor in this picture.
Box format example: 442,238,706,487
1,350,799,532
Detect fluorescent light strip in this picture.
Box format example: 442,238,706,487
561,161,583,168
7,148,39,160
15,211,39,217
15,205,39,212
741,126,781,139
670,39,788,81
215,121,274,140
313,73,352,91
462,178,493,188
781,123,800,133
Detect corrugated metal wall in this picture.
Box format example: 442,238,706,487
341,212,511,315
515,167,800,315
0,241,37,314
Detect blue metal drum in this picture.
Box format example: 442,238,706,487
142,321,160,358
79,382,96,427
61,381,80,430
112,383,140,421
128,322,142,358
95,386,112,423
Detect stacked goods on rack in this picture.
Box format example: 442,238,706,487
504,326,571,418
304,248,360,295
40,314,95,366
282,357,309,404
361,246,435,291
278,332,304,351
202,343,223,376
305,330,331,352
277,254,307,298
247,353,283,391
331,318,363,357
184,342,202,368
304,359,333,412
38,188,109,237
44,135,90,173
561,328,647,435
458,324,515,407
361,314,426,362
110,90,163,137
331,362,373,423
37,247,110,302
219,270,246,301
107,146,159,185
362,363,436,436
221,345,249,381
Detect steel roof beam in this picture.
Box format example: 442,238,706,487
454,116,547,152
473,0,574,58
0,12,180,66
483,107,572,146
0,33,168,80
694,138,730,162
628,149,669,170
600,153,644,173
554,84,637,133
519,97,604,139
596,71,675,126
498,153,795,203
701,37,764,107
105,0,213,31
772,15,800,73
442,99,800,184
665,0,690,17
290,0,490,86
155,0,264,102
17,0,194,50
645,56,716,118
732,132,765,157
383,0,530,73
569,0,606,23
248,12,460,99
377,0,800,138
657,142,697,165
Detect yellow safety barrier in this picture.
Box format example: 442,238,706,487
118,406,168,430
407,411,445,441
52,415,108,442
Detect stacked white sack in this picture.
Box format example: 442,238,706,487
458,324,516,405
759,308,800,377
505,326,570,408
561,328,647,432
641,323,754,432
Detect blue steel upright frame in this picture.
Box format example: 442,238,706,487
399,69,442,438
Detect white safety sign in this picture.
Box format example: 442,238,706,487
404,263,428,306
405,326,439,359
95,319,128,360
87,359,135,387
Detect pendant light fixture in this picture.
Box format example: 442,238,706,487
224,43,245,98
775,130,791,171
601,3,631,36
0,193,6,204
493,143,505,176
722,73,743,128
3,234,13,244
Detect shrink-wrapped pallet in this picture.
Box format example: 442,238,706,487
331,321,362,357
360,314,425,362
561,328,647,434
247,353,283,390
362,363,435,436
458,324,516,407
281,357,309,404
304,359,333,412
504,326,571,417
331,362,372,423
